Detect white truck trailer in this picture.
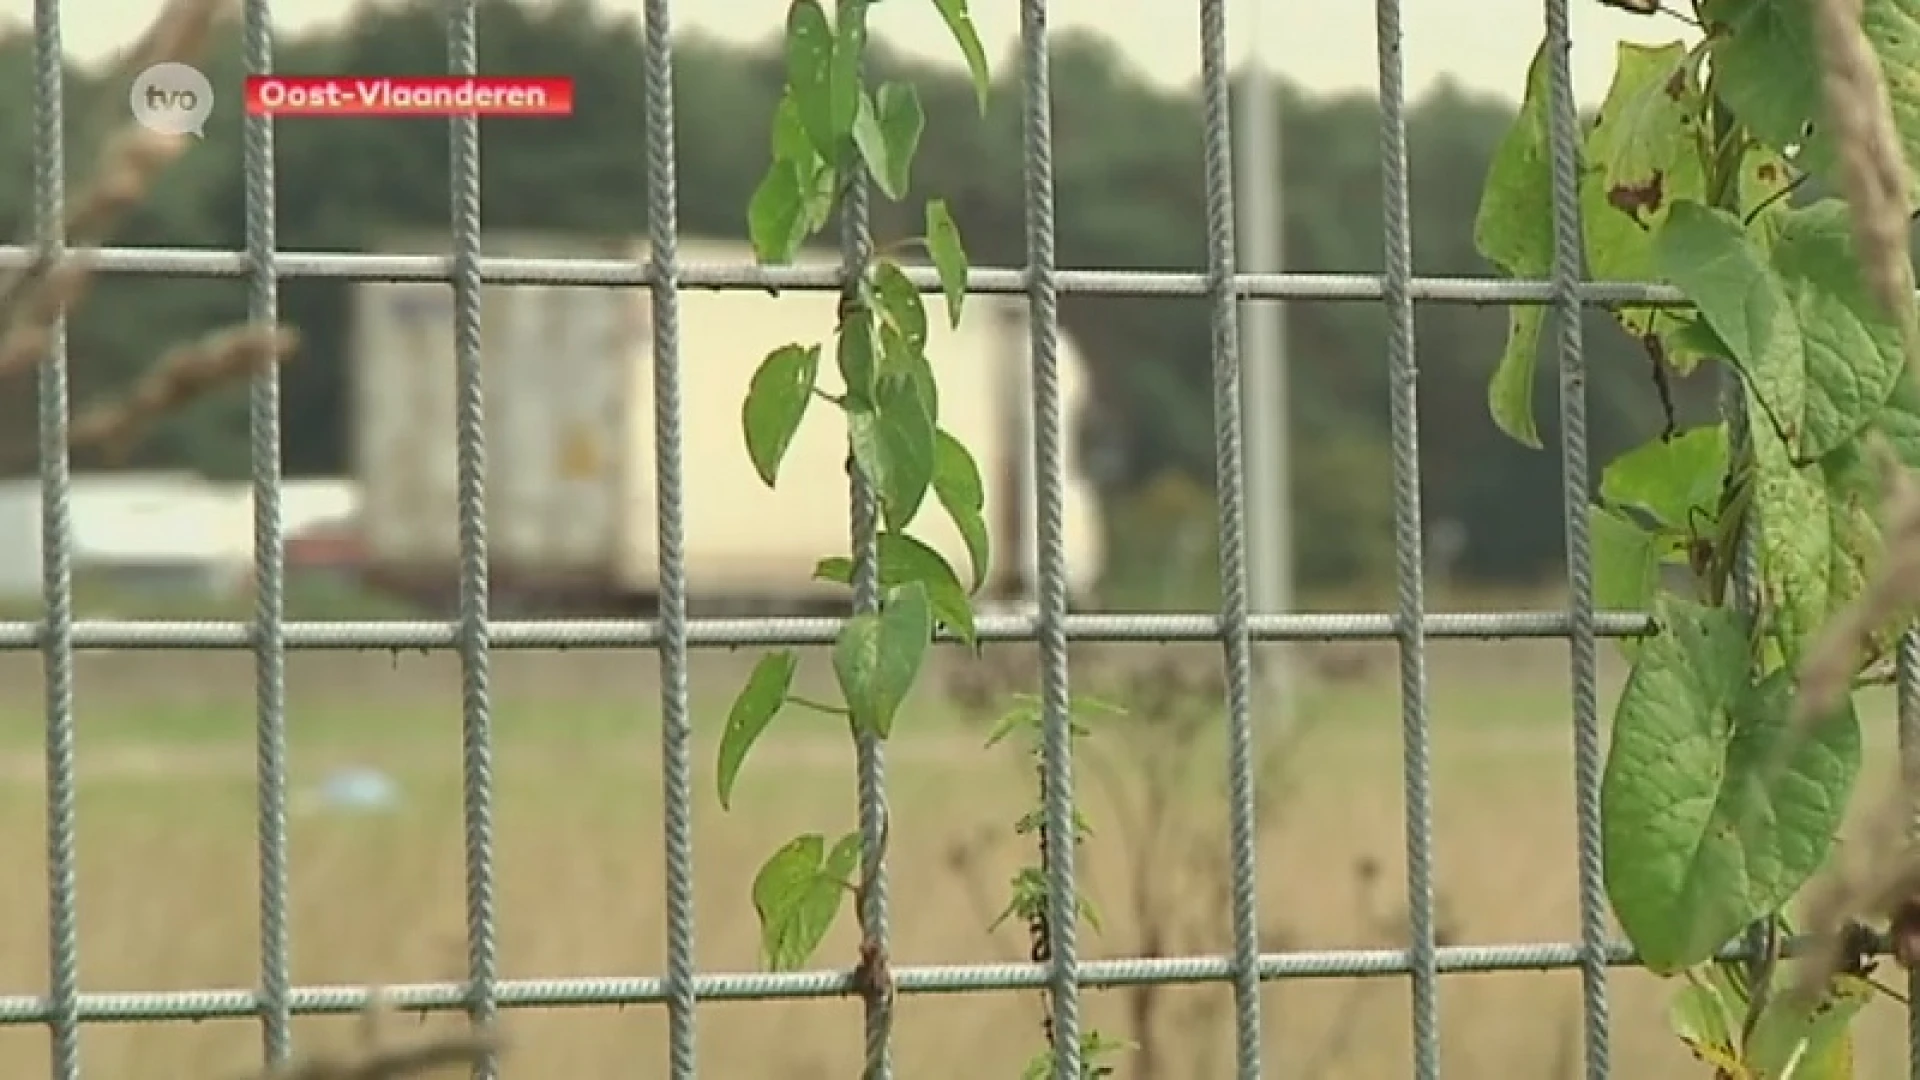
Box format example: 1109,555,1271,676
349,233,1105,615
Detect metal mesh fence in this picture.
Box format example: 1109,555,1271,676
0,0,1914,1077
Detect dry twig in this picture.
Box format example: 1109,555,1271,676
0,0,298,473
234,987,502,1080
1787,0,1920,1002
0,0,231,326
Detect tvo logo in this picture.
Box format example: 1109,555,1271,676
130,63,214,137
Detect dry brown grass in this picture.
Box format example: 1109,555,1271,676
0,642,1911,1078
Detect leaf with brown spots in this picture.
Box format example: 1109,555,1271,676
1586,39,1707,219
1581,40,1710,371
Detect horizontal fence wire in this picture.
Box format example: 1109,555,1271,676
0,247,1688,301
0,935,1847,1025
21,0,1919,1076
0,612,1653,649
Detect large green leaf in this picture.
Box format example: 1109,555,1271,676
1598,425,1728,530
1704,0,1920,201
1767,201,1908,450
1473,42,1553,449
1580,40,1709,362
1874,366,1920,467
1584,42,1704,202
1656,200,1906,656
1600,595,1861,974
1653,200,1903,460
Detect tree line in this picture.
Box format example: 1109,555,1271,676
0,0,1719,598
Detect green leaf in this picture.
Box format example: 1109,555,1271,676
833,581,934,737
801,162,838,233
748,160,812,265
1579,40,1709,358
1776,442,1896,667
927,0,991,113
1744,421,1889,665
751,831,862,970
742,343,821,487
815,531,976,646
1600,595,1861,974
985,691,1123,749
1874,364,1920,468
1584,41,1705,206
877,322,938,422
1653,199,1904,460
1591,504,1660,616
872,259,928,352
837,308,878,404
925,199,968,328
1647,197,1913,657
852,83,924,201
1705,0,1920,201
848,374,936,531
932,429,990,590
1668,968,1746,1076
1745,974,1874,1080
1768,200,1909,449
1472,42,1552,449
717,651,797,810
1598,425,1728,530
771,91,817,166
828,7,865,146
784,0,837,158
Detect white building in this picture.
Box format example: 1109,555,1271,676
0,472,360,600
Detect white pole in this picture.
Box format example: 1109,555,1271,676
1237,0,1294,726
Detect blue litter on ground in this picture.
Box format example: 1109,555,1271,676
315,766,401,812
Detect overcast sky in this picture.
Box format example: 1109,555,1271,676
3,0,1697,105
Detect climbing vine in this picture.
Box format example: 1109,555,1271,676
711,0,1122,1074
1477,1,1920,1075
985,693,1131,1079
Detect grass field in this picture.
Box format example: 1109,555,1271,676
0,636,1912,1078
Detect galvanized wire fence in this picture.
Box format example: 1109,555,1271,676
0,0,1915,1077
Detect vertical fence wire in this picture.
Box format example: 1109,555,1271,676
834,4,894,1077
241,0,292,1063
1374,0,1439,1074
1195,0,1264,1075
1538,0,1610,1075
641,0,699,1075
1016,1,1082,1075
30,0,79,1074
444,2,499,1075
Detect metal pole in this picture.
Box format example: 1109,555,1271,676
1237,0,1294,726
